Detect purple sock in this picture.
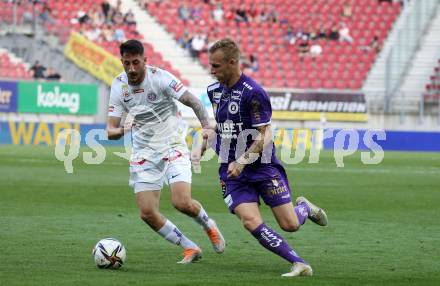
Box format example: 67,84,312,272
251,223,305,263
295,202,310,225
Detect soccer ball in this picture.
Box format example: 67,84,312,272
92,238,126,269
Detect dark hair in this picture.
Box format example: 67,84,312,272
208,38,240,61
120,39,144,57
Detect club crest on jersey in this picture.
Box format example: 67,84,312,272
147,92,158,102
228,101,239,114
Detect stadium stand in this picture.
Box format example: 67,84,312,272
0,49,33,80
0,0,189,85
424,59,440,103
144,0,401,89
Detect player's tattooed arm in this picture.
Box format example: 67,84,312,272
179,91,210,128
228,124,272,178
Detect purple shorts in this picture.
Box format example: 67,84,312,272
220,171,293,214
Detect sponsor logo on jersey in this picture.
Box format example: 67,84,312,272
231,90,241,100
108,105,114,112
228,101,239,114
133,88,144,94
217,121,244,139
213,92,222,103
169,80,183,92
122,84,129,97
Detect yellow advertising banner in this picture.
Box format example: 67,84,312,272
64,32,123,85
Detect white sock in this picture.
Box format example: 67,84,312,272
194,207,215,231
157,219,198,249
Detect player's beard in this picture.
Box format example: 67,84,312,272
128,69,145,86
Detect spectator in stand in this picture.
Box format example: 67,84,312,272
305,23,318,40
224,8,235,21
328,23,339,40
212,3,224,22
101,0,111,21
297,35,310,55
285,24,296,44
39,3,54,25
112,26,126,42
73,11,90,25
90,4,105,26
360,35,382,53
248,54,259,72
124,9,137,26
192,4,203,22
235,4,248,23
178,30,192,51
178,3,191,22
267,5,279,23
339,22,353,43
247,4,259,22
342,1,353,18
101,24,113,42
190,34,206,59
257,9,268,23
45,67,62,81
85,23,102,42
309,40,323,57
111,10,124,25
30,61,46,79
318,23,327,39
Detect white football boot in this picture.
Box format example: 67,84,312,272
281,262,313,277
296,196,328,226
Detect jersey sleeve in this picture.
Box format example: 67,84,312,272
160,69,187,100
108,81,124,118
248,89,272,127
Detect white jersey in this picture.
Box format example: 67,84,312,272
108,66,189,162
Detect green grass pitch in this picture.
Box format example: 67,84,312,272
1,145,439,286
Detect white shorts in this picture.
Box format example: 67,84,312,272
128,153,192,193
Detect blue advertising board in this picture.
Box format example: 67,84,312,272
0,81,18,112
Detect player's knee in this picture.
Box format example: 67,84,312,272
241,216,262,232
279,221,300,232
172,199,193,213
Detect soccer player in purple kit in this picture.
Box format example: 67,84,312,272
198,38,328,277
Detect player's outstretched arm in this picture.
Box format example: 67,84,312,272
178,91,210,129
107,116,124,140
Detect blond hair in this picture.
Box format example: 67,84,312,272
208,38,240,61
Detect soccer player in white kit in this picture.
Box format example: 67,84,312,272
106,39,225,263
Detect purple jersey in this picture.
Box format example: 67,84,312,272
207,73,286,182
